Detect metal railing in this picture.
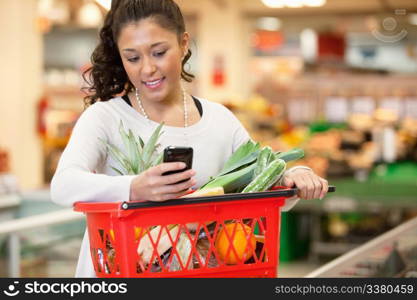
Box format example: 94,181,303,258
0,209,84,277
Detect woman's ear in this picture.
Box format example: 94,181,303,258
181,32,190,57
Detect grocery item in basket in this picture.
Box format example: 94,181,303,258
180,187,224,198
215,140,261,177
137,225,179,265
196,236,219,268
242,158,286,193
197,140,304,194
99,121,164,175
253,146,273,179
169,232,193,271
275,147,304,162
198,163,256,194
215,223,256,265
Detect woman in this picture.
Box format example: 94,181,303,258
51,0,328,277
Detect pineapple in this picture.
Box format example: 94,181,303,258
99,120,164,175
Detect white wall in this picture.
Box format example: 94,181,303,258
0,0,43,189
180,0,251,103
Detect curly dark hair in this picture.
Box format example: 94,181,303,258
82,0,194,107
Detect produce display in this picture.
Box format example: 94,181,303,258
99,121,304,272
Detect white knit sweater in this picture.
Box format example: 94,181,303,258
50,96,299,277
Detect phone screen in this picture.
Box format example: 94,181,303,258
162,146,193,182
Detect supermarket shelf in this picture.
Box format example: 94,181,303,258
311,242,361,256
292,175,417,261
0,209,84,277
306,215,417,277
0,194,20,210
0,209,82,235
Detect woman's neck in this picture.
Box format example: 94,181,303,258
128,87,186,124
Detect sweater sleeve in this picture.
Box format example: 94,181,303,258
50,104,136,207
224,109,251,152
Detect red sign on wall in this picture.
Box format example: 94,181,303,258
318,32,345,61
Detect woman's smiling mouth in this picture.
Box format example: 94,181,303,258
143,77,165,89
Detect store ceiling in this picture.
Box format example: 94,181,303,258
178,0,417,16
242,0,417,16
47,0,417,22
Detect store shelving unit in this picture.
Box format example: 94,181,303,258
292,176,417,261
41,85,84,182
306,215,417,277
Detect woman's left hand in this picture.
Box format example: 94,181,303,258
282,168,328,200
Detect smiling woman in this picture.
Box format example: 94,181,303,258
50,0,328,278
117,20,189,111
83,0,194,107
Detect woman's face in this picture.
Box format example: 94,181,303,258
117,18,189,103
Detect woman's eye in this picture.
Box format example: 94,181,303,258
154,50,166,57
127,57,139,62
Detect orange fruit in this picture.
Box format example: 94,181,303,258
215,223,256,265
134,226,147,241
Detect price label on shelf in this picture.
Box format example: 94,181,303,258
404,98,417,119
380,97,403,118
352,96,375,114
288,99,314,123
325,97,348,123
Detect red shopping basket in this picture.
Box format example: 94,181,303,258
74,186,334,278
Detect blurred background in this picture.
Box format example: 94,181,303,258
1,0,417,278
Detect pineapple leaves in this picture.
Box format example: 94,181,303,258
142,122,164,169
128,129,144,173
151,151,164,167
99,120,164,175
111,166,125,176
99,138,132,174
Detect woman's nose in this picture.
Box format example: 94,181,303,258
142,57,156,75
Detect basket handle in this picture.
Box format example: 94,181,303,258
121,186,335,210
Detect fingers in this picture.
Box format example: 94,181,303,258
291,176,307,199
300,174,323,200
288,170,327,200
319,178,329,199
163,169,196,185
311,175,323,200
283,176,294,187
151,178,196,201
153,162,187,175
299,174,312,200
308,174,322,200
131,163,197,202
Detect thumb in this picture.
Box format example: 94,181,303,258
283,176,294,187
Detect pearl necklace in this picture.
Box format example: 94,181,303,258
135,87,188,127
135,87,189,145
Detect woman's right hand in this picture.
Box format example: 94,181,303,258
129,162,196,202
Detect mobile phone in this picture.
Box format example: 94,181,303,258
162,146,193,184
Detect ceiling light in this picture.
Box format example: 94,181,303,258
78,2,103,28
409,13,417,26
304,0,327,7
261,0,285,8
256,17,282,31
261,0,327,8
283,0,304,8
37,0,70,25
